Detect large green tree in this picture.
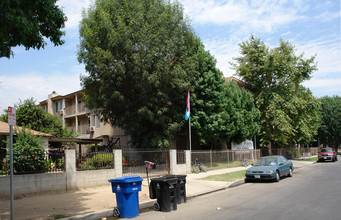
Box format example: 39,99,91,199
0,0,67,58
191,45,260,148
78,0,199,148
232,35,319,151
318,96,341,151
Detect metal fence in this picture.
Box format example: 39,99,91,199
271,147,319,159
0,151,65,175
191,150,261,169
177,150,186,164
122,150,170,178
76,151,114,171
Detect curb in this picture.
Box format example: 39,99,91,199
62,162,316,220
61,179,244,220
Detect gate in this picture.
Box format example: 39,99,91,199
122,149,170,178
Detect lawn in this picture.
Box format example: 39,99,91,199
299,157,318,162
202,170,246,182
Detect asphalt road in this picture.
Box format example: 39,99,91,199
133,160,341,220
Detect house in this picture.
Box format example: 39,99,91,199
39,91,130,149
0,121,52,164
225,76,248,89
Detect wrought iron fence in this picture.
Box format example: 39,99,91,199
0,151,65,175
191,150,260,169
76,151,114,171
122,149,169,178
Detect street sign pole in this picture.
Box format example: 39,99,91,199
10,124,14,220
8,106,16,220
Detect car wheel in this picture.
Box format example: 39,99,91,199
288,167,293,177
275,171,280,182
244,178,249,183
332,157,335,162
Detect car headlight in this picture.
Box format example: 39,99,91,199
246,170,252,174
264,170,274,174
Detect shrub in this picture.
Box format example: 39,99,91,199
1,128,47,174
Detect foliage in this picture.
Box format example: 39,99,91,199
231,35,319,148
190,45,259,148
1,129,47,175
0,0,67,58
78,0,200,148
79,153,113,170
0,98,76,146
318,96,341,151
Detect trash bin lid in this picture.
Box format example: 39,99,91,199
108,175,143,183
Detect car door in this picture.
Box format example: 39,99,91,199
279,157,290,175
278,156,288,176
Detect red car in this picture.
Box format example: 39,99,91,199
318,148,338,162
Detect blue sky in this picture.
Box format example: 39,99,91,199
0,0,340,114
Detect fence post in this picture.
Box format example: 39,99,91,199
169,149,177,174
185,150,191,174
210,150,213,168
113,149,122,178
65,149,76,190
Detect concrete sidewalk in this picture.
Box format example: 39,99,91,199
0,160,314,220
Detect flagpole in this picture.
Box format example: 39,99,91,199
189,117,192,152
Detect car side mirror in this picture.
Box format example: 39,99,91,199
251,163,254,166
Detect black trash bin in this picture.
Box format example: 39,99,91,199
150,177,178,212
164,175,187,204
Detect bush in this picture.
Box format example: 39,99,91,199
78,153,113,170
1,128,47,174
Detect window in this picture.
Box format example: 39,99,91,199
55,101,63,112
90,114,95,126
44,106,48,112
96,116,100,128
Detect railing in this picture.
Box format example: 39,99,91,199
0,151,65,175
271,147,318,159
191,150,260,169
122,149,169,178
64,105,75,116
76,151,114,171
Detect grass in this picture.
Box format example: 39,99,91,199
299,157,318,162
202,170,246,182
206,161,246,171
53,214,71,219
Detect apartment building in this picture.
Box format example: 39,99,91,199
39,91,129,147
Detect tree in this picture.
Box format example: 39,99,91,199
190,44,260,149
318,96,341,151
0,0,67,58
231,35,318,151
0,98,75,140
78,0,200,148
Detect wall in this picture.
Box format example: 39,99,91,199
0,149,189,197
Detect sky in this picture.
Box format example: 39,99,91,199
0,0,340,114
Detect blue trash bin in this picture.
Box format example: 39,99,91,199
108,175,143,218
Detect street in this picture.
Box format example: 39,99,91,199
133,160,341,220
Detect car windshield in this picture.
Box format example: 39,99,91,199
255,158,278,166
321,149,332,152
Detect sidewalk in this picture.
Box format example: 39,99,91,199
0,160,314,220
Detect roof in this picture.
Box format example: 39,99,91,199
48,137,103,144
0,121,53,137
225,76,248,88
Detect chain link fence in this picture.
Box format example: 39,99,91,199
191,150,260,170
